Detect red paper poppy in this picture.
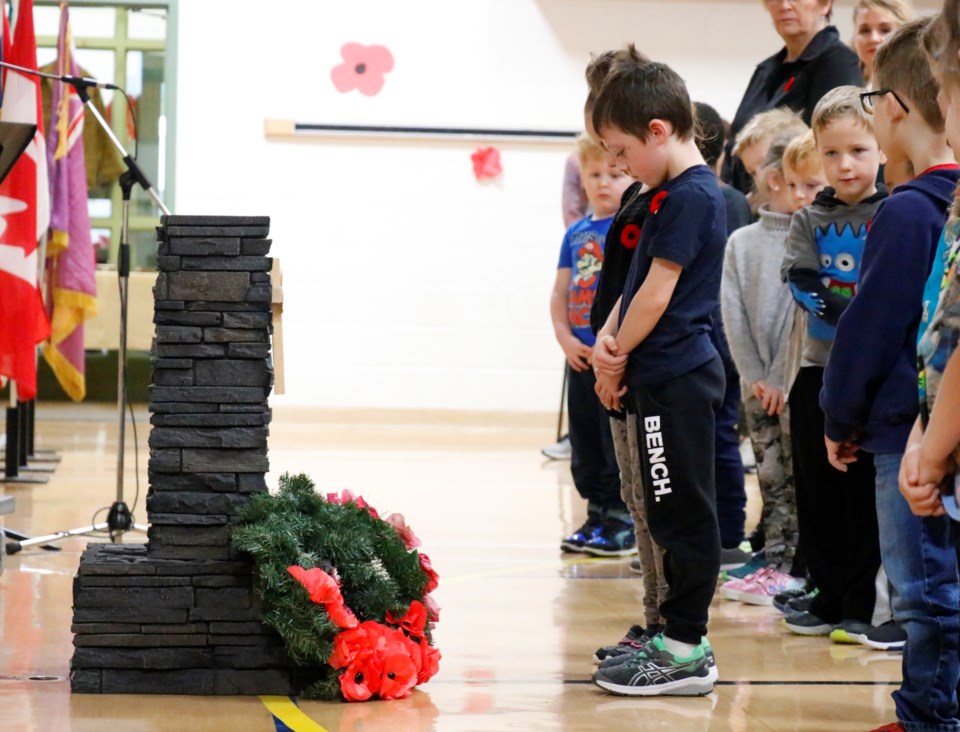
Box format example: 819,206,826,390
471,147,502,180
620,223,641,250
418,637,441,684
329,626,372,668
326,598,359,630
784,76,796,93
650,190,668,214
287,566,341,605
386,600,428,636
340,650,382,702
418,553,439,593
331,43,394,97
378,649,418,700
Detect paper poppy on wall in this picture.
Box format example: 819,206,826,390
471,147,502,180
331,43,395,96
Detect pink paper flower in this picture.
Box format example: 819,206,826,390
423,593,441,623
384,512,422,550
331,43,394,96
471,147,502,180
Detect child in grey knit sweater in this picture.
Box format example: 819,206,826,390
719,130,818,605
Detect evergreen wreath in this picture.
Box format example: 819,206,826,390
231,473,440,701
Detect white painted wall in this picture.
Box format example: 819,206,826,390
173,0,938,413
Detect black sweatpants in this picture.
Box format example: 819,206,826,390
630,356,725,645
789,366,880,624
567,366,624,511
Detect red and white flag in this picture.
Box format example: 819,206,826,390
0,0,51,400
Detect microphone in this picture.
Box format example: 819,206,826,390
0,60,118,91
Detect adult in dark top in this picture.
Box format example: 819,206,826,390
722,0,862,193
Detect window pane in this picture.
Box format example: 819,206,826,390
34,6,60,37
127,8,166,40
65,7,116,38
127,50,166,217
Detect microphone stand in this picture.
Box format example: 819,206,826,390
1,60,171,554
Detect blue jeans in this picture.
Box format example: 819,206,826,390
875,452,960,732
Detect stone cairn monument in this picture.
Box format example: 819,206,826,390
71,215,316,694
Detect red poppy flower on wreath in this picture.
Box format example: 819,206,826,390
331,43,395,97
329,626,372,669
620,223,641,250
287,566,341,605
471,147,502,180
418,552,439,593
418,637,441,684
340,649,382,702
783,76,796,93
384,512,421,550
379,648,419,700
650,190,668,214
386,600,428,636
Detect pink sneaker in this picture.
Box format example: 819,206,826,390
738,568,804,606
718,567,772,601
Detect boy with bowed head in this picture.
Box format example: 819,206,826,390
821,18,960,731
589,58,727,696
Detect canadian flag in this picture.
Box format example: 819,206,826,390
0,0,51,400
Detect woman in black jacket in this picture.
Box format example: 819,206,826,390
722,0,862,192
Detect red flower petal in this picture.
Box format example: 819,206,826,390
418,553,439,593
331,43,394,97
418,638,441,684
340,650,382,702
378,648,418,700
287,566,341,605
327,599,359,630
384,512,422,549
329,626,371,669
386,600,428,636
471,147,502,180
650,190,668,214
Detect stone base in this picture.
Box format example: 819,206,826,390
70,544,324,695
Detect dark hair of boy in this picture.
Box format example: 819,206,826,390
693,102,725,169
584,44,649,109
875,17,944,132
592,61,695,141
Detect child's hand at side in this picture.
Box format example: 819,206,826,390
825,436,859,472
559,334,593,372
592,335,627,378
899,444,946,516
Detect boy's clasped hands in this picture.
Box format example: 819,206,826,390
592,334,628,411
899,441,954,517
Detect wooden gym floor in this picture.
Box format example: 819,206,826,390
0,404,900,731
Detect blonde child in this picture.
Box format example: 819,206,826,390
719,131,809,605
550,134,635,556
732,108,809,211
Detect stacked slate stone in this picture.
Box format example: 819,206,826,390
71,216,318,695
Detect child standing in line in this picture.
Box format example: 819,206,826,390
719,130,809,606
820,19,960,731
589,58,727,696
732,107,810,213
550,133,635,557
780,85,886,638
580,46,670,661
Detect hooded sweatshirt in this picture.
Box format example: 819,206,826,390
820,166,960,453
780,186,887,367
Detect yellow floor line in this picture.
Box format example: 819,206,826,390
260,695,329,732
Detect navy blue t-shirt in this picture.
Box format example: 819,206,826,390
618,164,727,386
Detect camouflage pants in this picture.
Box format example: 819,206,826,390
743,392,798,569
610,413,668,627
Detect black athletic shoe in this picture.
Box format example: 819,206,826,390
593,624,659,665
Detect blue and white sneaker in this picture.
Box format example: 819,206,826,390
560,515,603,553
583,518,637,557
593,634,718,696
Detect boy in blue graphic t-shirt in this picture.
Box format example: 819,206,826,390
550,133,634,557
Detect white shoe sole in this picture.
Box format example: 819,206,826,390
594,665,718,697
718,585,742,601
739,592,776,606
783,621,832,636
858,637,905,651
582,547,638,557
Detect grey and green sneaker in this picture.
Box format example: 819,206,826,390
592,634,718,696
829,620,873,645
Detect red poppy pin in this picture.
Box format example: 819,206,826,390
620,223,641,249
331,43,395,96
650,190,668,214
471,147,502,180
783,76,796,93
